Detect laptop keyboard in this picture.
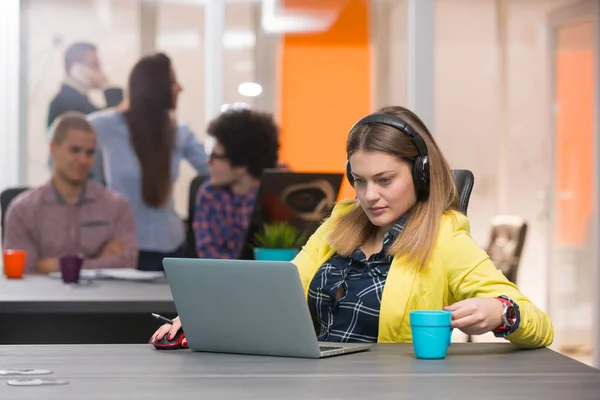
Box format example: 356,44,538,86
319,345,343,352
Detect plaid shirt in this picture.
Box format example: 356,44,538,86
193,182,258,259
307,214,408,343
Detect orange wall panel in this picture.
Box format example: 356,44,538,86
279,0,371,200
555,48,594,245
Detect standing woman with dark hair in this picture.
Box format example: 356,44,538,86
88,53,209,271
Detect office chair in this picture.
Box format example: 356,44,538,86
1,187,30,243
486,216,528,285
465,215,527,343
184,175,209,258
452,169,475,215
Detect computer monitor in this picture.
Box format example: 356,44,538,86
239,170,344,260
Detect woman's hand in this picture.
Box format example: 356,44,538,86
444,298,504,335
150,316,183,343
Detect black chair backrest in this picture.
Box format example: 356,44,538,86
452,169,474,215
486,216,528,284
184,175,209,258
1,187,30,243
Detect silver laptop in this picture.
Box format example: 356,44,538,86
162,258,372,359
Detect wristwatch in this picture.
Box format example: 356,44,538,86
492,296,520,337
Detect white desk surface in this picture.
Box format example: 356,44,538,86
0,275,173,313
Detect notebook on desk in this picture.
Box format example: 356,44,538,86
162,258,372,359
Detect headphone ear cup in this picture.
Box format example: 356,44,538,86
412,156,430,198
346,160,354,186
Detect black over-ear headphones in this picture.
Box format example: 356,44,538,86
345,113,430,199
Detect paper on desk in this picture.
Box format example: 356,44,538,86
48,270,96,280
98,269,165,281
48,268,165,281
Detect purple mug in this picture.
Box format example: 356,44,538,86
59,254,84,283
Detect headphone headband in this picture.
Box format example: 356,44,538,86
346,112,430,200
349,114,429,157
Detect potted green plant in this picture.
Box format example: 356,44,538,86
253,222,306,261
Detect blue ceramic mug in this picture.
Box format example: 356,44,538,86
409,310,454,360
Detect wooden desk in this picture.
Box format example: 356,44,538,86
0,276,175,344
0,343,597,399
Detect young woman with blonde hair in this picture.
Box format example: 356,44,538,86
152,106,553,348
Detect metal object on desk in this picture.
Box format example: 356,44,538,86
7,379,68,386
0,369,52,375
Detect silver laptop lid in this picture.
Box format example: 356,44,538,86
163,258,323,358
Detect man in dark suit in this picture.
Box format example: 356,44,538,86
47,42,123,127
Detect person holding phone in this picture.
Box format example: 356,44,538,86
47,42,123,128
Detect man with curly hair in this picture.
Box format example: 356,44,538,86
192,109,281,259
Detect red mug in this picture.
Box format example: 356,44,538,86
3,249,27,279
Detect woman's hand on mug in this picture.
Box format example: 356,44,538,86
150,316,182,343
444,298,504,335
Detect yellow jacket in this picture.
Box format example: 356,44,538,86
293,201,554,348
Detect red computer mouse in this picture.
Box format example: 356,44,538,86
152,329,188,350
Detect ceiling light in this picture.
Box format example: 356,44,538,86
237,82,263,97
